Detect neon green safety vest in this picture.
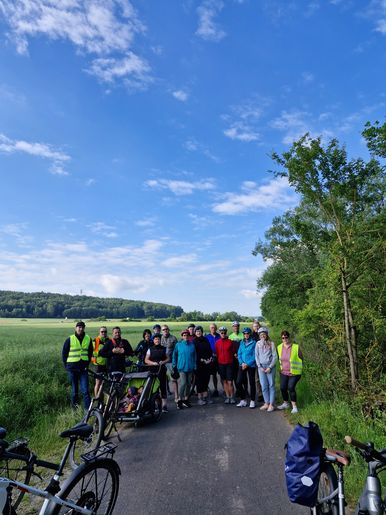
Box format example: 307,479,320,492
277,343,303,375
67,334,91,363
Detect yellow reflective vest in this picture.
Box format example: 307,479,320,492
277,343,302,375
67,334,91,363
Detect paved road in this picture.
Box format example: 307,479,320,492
112,396,307,515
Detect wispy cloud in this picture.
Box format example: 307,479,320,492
184,138,220,162
0,133,70,175
364,0,386,35
222,98,268,143
0,0,152,90
302,71,314,83
162,254,197,268
269,110,311,144
172,90,189,102
196,0,226,41
87,222,117,239
0,223,31,245
212,176,297,215
135,217,157,228
145,178,216,196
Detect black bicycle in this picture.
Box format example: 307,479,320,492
0,425,120,514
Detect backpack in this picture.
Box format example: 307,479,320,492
284,421,323,507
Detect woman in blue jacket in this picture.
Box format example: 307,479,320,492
172,329,196,409
236,328,257,409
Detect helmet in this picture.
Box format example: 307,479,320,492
187,323,195,329
242,327,252,334
232,321,240,327
258,327,269,335
181,330,189,336
152,324,161,330
218,326,227,332
194,325,203,332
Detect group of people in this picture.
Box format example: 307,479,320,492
62,320,303,415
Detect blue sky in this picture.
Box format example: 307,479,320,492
0,0,385,315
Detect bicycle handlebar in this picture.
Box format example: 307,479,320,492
345,435,386,463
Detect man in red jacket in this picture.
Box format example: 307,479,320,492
215,327,236,404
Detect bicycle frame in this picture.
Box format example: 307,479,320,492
0,477,92,515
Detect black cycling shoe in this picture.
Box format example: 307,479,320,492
182,400,192,408
177,400,184,410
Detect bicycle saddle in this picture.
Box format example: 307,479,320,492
60,422,93,439
325,448,351,466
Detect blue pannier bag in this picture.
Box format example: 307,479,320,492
285,421,323,507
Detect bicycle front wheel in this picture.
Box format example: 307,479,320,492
70,409,104,469
312,463,338,515
103,396,119,440
0,446,32,509
47,458,120,515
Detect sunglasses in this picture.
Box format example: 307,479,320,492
281,336,289,339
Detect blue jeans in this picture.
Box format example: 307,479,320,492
67,369,91,409
258,366,276,405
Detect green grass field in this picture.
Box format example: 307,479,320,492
0,318,383,504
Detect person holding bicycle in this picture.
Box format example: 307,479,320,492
145,333,169,413
99,326,134,373
277,330,303,414
62,321,93,409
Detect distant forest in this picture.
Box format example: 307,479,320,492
0,290,184,319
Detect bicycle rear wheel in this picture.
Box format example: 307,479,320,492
0,445,32,509
69,409,104,469
47,457,120,515
312,463,338,515
103,395,119,440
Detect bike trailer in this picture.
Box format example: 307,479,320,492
117,371,160,422
285,421,323,507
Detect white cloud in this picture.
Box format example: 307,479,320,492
224,123,260,142
269,110,313,144
223,98,268,143
145,178,216,196
0,133,70,175
196,0,226,41
87,222,118,239
135,217,157,228
184,138,220,162
212,176,298,215
172,90,189,102
162,254,197,268
86,52,152,89
0,0,152,89
241,289,258,299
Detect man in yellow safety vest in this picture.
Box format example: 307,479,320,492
62,321,93,409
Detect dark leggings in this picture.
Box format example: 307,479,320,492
280,373,301,402
236,367,256,401
196,366,211,394
158,366,167,399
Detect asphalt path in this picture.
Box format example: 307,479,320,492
111,393,307,515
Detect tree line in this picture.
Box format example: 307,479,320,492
253,120,385,416
0,291,184,319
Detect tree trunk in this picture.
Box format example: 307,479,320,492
341,269,358,389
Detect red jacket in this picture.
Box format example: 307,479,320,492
215,338,236,365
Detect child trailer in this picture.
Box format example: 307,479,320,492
117,367,162,426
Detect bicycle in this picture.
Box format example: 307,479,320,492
0,425,120,514
311,435,386,515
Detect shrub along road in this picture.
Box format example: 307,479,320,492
112,396,308,515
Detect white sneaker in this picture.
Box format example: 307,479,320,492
267,405,275,412
291,406,299,414
277,402,290,410
249,401,256,409
236,400,247,407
